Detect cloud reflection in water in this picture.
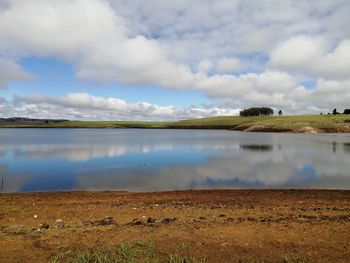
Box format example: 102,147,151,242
0,129,350,192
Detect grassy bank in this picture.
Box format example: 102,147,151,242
1,115,350,132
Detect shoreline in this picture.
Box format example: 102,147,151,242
0,125,350,133
2,188,350,194
1,115,350,133
1,189,349,262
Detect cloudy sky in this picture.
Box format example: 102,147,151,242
0,0,349,120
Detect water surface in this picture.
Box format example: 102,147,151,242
1,128,350,192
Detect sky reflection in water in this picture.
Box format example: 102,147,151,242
1,128,350,192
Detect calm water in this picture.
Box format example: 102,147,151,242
1,128,350,192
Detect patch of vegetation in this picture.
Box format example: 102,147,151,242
1,115,349,132
171,114,350,131
4,224,39,237
50,241,207,263
237,259,310,263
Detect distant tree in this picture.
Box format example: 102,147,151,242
240,107,274,117
278,110,282,116
343,109,350,114
333,108,339,115
320,113,323,115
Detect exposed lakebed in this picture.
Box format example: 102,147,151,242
1,128,350,192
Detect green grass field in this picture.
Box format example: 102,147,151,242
1,115,350,132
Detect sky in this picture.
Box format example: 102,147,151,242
0,0,349,121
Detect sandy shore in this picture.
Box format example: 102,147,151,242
1,189,350,262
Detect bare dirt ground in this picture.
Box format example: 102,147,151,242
1,190,350,262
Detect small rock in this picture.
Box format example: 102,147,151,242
96,216,116,226
33,215,38,219
199,216,207,220
132,219,144,225
82,220,94,226
39,223,49,229
147,217,157,223
161,217,177,224
53,219,65,228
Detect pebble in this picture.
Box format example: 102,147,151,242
53,219,65,228
161,217,177,224
39,223,49,229
96,216,116,226
81,220,94,226
147,217,157,223
132,219,144,225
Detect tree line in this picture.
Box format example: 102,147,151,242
239,107,274,116
239,107,350,117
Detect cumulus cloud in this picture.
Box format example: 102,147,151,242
270,35,327,69
0,58,33,88
293,79,350,112
270,36,350,80
194,70,299,109
314,40,350,80
0,0,349,115
108,0,350,61
215,58,241,73
196,59,213,73
0,0,198,89
1,93,240,121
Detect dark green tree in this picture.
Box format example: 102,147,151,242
240,107,274,117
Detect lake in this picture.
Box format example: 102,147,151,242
1,128,350,192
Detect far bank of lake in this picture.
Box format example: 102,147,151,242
1,115,350,133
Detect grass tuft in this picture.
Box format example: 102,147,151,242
50,241,206,263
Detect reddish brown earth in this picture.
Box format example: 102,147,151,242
1,190,350,262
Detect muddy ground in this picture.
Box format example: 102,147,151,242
0,190,349,262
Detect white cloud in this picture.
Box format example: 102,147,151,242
215,57,241,73
1,93,240,121
270,35,327,69
194,70,298,108
292,79,350,113
0,58,33,88
108,0,350,62
196,59,213,73
0,0,196,89
0,0,349,115
270,36,350,80
314,40,350,80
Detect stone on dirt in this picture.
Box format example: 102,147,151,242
161,217,177,224
53,219,65,228
147,217,157,223
39,223,49,229
132,219,144,225
96,216,116,226
81,220,94,226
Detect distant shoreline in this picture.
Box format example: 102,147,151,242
1,115,350,133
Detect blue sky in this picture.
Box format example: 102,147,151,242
0,0,349,120
5,57,208,107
